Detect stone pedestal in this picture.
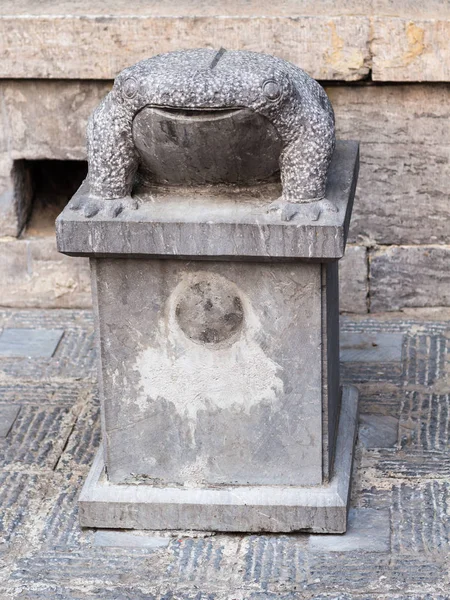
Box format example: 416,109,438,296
57,140,359,533
56,49,360,533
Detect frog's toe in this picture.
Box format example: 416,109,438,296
105,196,140,217
103,199,124,219
83,201,101,218
267,198,284,213
268,196,324,222
69,197,84,211
321,199,338,214
121,196,140,211
276,201,322,222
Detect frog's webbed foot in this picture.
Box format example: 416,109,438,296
70,195,139,218
267,197,338,222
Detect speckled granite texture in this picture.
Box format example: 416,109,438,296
86,49,335,214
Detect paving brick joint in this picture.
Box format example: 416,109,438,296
0,308,449,598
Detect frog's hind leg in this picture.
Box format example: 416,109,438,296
280,130,334,202
269,129,335,221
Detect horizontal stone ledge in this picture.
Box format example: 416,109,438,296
328,83,450,245
0,1,449,81
369,245,450,312
55,145,358,261
0,13,371,81
1,81,448,245
0,234,367,313
372,17,450,82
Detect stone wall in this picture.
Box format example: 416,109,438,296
0,1,448,313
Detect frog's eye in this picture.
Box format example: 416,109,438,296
262,79,281,101
123,77,139,99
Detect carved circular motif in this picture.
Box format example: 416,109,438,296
175,277,244,345
262,79,281,101
122,77,139,99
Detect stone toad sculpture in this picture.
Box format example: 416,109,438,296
83,48,336,221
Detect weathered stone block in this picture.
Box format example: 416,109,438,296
327,84,450,245
2,2,450,83
0,328,63,358
93,258,324,486
339,245,368,313
57,141,358,260
0,81,111,160
370,245,450,312
328,84,450,146
0,6,370,81
0,155,33,237
372,17,450,82
0,237,91,308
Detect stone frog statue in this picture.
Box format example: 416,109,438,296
81,48,336,222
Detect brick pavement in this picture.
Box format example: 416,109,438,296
0,309,449,599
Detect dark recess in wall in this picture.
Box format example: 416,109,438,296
23,159,87,236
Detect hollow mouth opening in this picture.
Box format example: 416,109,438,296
149,106,246,121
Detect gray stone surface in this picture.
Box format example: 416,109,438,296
308,508,390,552
340,331,404,363
0,308,449,596
79,385,358,533
0,328,64,358
358,414,399,449
0,238,91,309
57,141,358,259
0,234,369,313
0,310,96,381
0,405,20,437
339,245,368,313
370,246,450,312
94,530,170,549
0,404,77,469
0,156,34,238
0,1,372,81
328,84,450,246
93,259,325,487
1,1,450,83
133,106,282,186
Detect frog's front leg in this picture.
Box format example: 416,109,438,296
268,131,336,222
87,91,139,201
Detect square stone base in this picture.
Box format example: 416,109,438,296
79,385,358,534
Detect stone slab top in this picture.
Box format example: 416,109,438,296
2,1,448,18
56,140,358,261
0,328,64,358
1,3,448,82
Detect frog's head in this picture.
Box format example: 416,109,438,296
113,49,295,118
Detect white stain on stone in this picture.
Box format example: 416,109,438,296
133,272,284,432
